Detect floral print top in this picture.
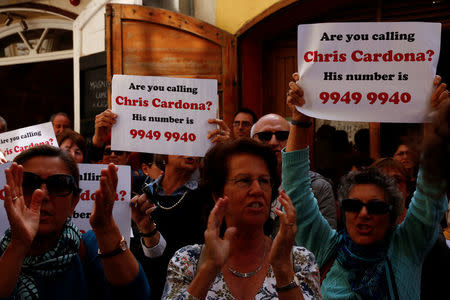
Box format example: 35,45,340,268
162,244,321,300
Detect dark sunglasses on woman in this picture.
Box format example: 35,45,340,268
253,131,289,142
22,172,80,197
341,198,392,215
104,148,125,156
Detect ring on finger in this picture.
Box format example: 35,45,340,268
12,196,19,202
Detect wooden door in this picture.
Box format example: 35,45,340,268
105,4,238,125
263,39,297,117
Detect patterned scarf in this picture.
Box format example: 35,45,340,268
336,230,390,300
0,219,82,300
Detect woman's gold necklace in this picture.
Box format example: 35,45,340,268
155,190,188,210
227,239,266,278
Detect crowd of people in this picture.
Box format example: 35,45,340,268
0,72,449,300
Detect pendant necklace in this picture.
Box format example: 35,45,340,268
227,239,266,278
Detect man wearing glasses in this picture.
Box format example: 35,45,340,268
232,108,257,138
252,114,290,164
252,113,337,229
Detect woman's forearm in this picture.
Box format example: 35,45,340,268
273,264,304,300
186,262,220,300
286,118,309,152
94,224,139,286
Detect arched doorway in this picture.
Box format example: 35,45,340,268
0,4,76,131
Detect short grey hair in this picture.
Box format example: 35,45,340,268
337,167,404,223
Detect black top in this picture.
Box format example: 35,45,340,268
131,186,213,300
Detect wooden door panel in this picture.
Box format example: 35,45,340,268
121,22,222,75
106,4,237,124
264,49,296,116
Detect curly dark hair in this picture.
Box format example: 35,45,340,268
337,167,404,223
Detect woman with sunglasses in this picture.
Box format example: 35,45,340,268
102,144,130,165
284,73,449,299
0,145,149,299
163,139,320,300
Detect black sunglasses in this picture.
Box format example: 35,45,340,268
104,148,124,156
22,172,80,197
254,131,289,142
341,198,391,215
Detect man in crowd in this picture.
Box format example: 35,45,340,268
252,113,338,229
232,108,257,138
50,112,71,135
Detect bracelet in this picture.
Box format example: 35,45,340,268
140,227,158,237
276,275,300,293
291,119,312,128
97,236,127,259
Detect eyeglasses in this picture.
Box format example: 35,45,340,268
104,148,124,156
233,121,252,128
227,175,273,191
341,198,391,215
253,131,289,142
22,172,80,197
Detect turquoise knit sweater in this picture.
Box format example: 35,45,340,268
282,148,447,300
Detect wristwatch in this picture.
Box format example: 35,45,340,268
291,119,312,128
276,275,300,293
97,236,127,258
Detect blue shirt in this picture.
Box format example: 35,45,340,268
0,230,150,300
143,170,199,196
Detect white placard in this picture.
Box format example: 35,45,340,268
72,164,131,243
297,22,441,123
0,163,12,237
0,163,131,244
111,75,218,156
0,122,58,161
